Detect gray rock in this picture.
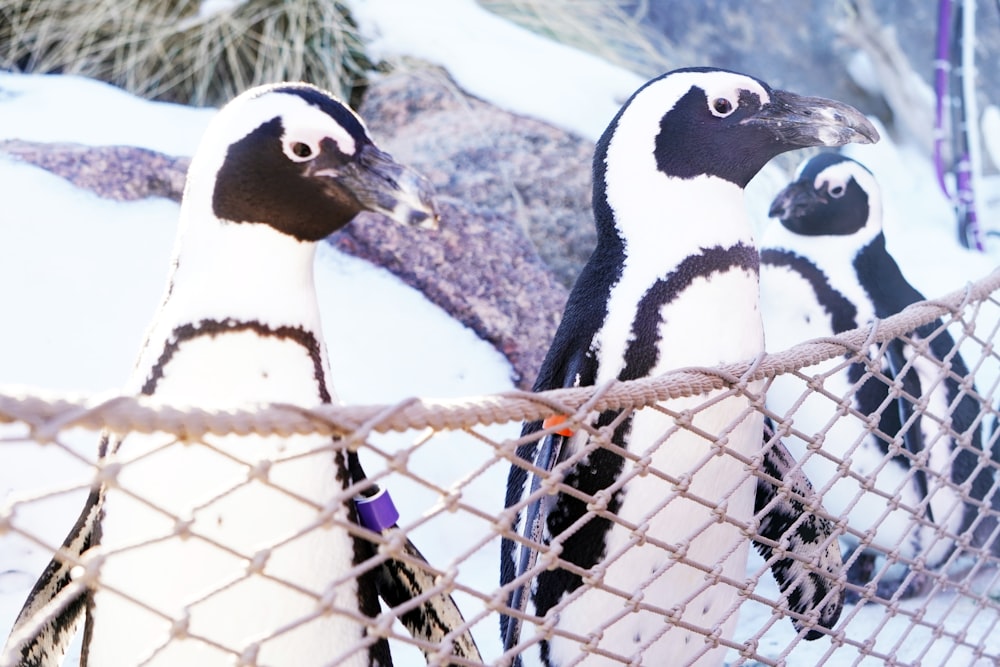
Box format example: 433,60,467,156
341,68,607,387
357,68,595,288
331,200,565,390
0,140,189,201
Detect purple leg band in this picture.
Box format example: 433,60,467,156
354,487,400,533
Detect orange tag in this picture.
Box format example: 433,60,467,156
542,414,574,437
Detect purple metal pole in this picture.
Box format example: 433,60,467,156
934,0,954,197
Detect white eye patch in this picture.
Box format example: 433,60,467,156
205,89,361,166
815,161,876,199
709,96,736,118
277,96,358,162
698,70,769,118
816,173,850,198
284,139,319,162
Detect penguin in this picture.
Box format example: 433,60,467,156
499,68,878,667
2,83,479,666
759,152,1000,599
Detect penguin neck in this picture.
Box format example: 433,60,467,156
160,207,323,331
604,174,755,274
591,173,762,382
127,208,334,402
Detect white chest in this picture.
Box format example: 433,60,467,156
142,328,331,405
88,331,368,666
595,260,764,384
540,255,765,665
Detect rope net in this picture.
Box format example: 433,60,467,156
4,268,1000,667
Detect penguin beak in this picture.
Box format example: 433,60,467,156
312,142,440,230
744,90,880,148
768,179,825,220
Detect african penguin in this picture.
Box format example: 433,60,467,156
760,152,1000,599
499,68,878,666
2,83,479,666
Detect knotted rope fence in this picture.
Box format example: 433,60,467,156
3,268,1000,666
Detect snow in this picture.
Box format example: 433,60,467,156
3,1,1000,664
347,0,645,142
0,72,212,156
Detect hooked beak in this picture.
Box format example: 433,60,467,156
744,89,880,148
313,143,439,230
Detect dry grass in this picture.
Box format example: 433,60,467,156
476,0,672,77
0,0,373,107
0,0,671,109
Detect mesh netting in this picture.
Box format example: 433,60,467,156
3,267,1000,666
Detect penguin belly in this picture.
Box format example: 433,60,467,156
541,267,764,666
759,265,878,547
544,398,762,667
768,365,904,547
771,364,947,564
760,267,954,565
896,345,969,565
86,333,369,666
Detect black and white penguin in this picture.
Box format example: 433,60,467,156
499,68,878,666
3,83,479,666
760,152,1000,598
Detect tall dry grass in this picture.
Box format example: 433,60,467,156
477,0,671,76
0,0,373,107
0,0,676,109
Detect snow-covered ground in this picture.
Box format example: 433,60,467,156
2,0,1000,664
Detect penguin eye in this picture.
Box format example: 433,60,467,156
286,140,318,162
711,97,735,117
829,184,846,198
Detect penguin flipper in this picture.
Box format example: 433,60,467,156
2,485,103,667
754,421,844,639
349,452,481,663
499,427,567,655
373,533,482,664
884,339,934,504
499,344,590,654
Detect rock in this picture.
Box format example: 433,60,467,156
339,68,610,387
358,67,595,289
332,200,565,390
0,140,189,201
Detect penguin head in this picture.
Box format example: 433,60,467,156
597,67,880,193
768,153,882,241
184,82,438,242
